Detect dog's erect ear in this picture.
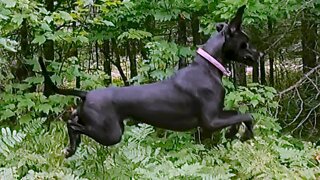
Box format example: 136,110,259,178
216,23,224,32
228,5,246,33
216,23,227,32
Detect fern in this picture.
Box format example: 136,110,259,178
0,127,26,157
22,118,46,134
121,142,153,164
126,124,155,143
0,167,18,180
21,170,87,180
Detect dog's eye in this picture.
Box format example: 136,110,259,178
240,43,247,49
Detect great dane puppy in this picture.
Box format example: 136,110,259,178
39,5,261,158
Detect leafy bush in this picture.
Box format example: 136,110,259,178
132,41,194,84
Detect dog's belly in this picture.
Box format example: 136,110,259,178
124,96,200,131
130,111,199,131
112,81,200,131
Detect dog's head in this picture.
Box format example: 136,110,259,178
218,5,262,66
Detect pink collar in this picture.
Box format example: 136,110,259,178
197,48,231,76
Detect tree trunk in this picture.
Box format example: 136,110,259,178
95,41,99,70
260,56,266,85
268,18,274,86
252,62,259,83
141,15,155,60
301,10,317,72
102,40,112,85
269,55,274,86
234,63,247,86
191,13,200,46
127,41,137,79
14,20,33,83
178,14,187,69
112,39,129,86
44,0,54,61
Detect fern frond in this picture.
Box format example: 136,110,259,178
0,127,26,157
0,167,18,180
22,117,46,134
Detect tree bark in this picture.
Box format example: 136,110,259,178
252,62,259,83
14,20,33,83
44,0,54,61
191,13,200,46
141,15,155,60
260,56,266,85
127,41,137,79
301,10,317,72
112,39,129,86
102,40,112,85
95,41,99,70
178,14,187,69
268,18,274,86
235,63,247,86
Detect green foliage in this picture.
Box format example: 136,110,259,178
224,83,278,115
1,79,319,179
0,0,320,179
118,29,152,41
132,40,193,83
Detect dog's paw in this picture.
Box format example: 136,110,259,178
225,126,239,140
68,121,85,132
241,129,254,141
62,147,75,158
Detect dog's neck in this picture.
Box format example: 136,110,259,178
194,32,227,75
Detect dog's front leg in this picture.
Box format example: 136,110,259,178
200,102,254,140
221,110,253,140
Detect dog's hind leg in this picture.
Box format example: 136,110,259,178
63,110,82,158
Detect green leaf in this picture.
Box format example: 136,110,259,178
83,0,94,6
17,99,35,110
1,109,15,120
32,35,46,45
179,47,193,57
239,105,249,113
59,11,73,21
0,38,17,52
250,99,259,107
38,104,53,114
44,15,53,23
265,92,275,100
19,114,33,124
265,86,277,93
2,0,16,8
24,76,43,85
11,13,24,25
77,36,89,43
102,20,115,26
41,23,51,31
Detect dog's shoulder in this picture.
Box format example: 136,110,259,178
172,65,223,98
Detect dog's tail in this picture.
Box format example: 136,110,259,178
38,57,87,100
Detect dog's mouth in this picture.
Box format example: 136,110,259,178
241,55,256,66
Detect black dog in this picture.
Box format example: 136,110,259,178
39,5,261,158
